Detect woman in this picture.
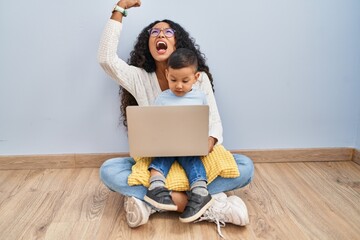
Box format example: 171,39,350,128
98,0,254,231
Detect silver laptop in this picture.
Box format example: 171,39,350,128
126,105,209,157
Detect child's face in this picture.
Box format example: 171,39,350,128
166,66,200,97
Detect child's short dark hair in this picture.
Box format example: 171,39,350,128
167,48,198,70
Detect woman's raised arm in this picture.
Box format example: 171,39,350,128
98,0,146,97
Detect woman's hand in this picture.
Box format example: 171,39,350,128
118,0,141,9
112,0,141,22
208,136,218,153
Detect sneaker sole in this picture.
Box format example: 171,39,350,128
237,198,249,225
144,195,178,211
124,197,143,228
229,196,249,226
179,198,214,223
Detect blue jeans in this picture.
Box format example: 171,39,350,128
149,156,207,186
99,154,254,200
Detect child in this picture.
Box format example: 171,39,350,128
144,48,214,223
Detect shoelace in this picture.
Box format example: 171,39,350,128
195,208,226,238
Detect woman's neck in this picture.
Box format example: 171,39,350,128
155,61,169,91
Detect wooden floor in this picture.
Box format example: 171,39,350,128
0,161,359,240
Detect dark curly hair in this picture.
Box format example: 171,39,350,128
120,19,214,127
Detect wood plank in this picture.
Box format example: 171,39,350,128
353,148,360,165
45,222,91,240
308,161,360,195
234,147,353,163
29,168,83,192
0,162,359,239
297,162,360,226
254,162,360,239
75,153,129,168
95,192,125,240
0,154,75,170
0,148,354,170
17,191,68,240
66,168,105,195
242,165,309,239
52,186,109,223
0,191,67,240
0,169,30,193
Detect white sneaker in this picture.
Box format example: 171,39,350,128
196,192,249,238
124,196,155,228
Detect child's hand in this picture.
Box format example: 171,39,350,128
208,137,217,153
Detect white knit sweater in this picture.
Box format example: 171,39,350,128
98,19,223,144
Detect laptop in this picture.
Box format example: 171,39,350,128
126,105,209,157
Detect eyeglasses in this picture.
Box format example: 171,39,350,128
148,28,176,38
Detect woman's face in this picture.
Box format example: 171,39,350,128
148,22,176,63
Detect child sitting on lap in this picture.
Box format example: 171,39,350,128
144,48,213,223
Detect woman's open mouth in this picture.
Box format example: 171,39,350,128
156,41,167,54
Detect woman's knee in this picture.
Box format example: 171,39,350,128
233,154,255,186
99,157,135,190
99,157,148,199
99,158,120,180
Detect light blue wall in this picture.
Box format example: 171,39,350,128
1,0,359,155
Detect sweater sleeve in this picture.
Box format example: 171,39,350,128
97,19,153,102
198,73,224,144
